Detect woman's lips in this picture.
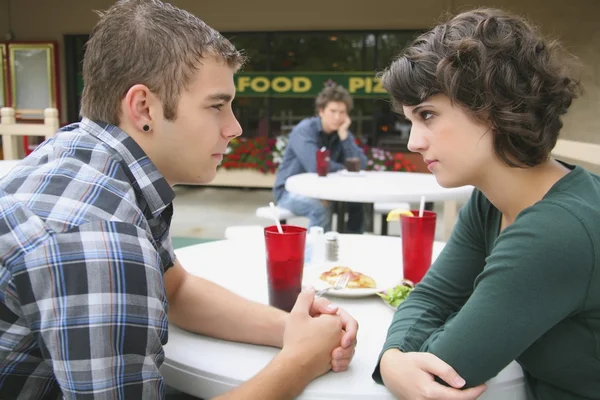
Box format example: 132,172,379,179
424,159,438,171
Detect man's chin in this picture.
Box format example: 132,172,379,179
179,170,217,186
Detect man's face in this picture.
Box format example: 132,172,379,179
152,57,242,185
319,101,348,133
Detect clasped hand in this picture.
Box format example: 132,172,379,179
282,288,358,379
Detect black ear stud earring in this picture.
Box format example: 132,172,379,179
142,124,150,132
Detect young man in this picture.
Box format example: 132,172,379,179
0,1,357,398
273,85,368,233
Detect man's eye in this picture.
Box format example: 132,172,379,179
212,104,224,111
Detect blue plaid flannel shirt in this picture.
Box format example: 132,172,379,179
0,118,176,399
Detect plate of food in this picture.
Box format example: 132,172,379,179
377,280,415,310
307,265,381,298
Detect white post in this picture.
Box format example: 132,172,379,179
44,108,59,140
442,200,458,241
1,107,18,160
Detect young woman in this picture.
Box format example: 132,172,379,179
373,8,599,400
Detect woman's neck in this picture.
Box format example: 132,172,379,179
477,159,571,225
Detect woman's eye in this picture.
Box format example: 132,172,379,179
420,111,433,120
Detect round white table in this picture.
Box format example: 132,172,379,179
285,171,474,240
161,235,526,399
0,160,20,179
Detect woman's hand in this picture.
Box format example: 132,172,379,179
380,349,488,400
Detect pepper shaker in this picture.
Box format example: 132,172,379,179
324,231,339,262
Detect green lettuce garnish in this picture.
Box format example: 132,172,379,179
377,281,414,308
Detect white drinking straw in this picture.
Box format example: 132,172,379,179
418,195,426,217
269,202,284,233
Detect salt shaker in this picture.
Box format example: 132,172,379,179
324,231,339,262
304,226,325,265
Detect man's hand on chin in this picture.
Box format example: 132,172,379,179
337,116,352,141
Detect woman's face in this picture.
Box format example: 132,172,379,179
403,94,496,188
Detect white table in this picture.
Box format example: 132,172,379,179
285,171,474,240
0,160,20,179
161,235,526,399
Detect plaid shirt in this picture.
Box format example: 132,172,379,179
0,119,176,399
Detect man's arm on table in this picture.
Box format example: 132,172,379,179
213,290,344,400
164,259,358,361
166,269,349,400
165,258,287,347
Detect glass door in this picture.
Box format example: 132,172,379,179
8,43,58,120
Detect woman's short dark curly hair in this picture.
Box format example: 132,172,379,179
380,8,582,167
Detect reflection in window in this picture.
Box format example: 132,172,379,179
270,33,370,71
269,97,314,137
233,97,269,138
364,34,376,73
377,31,422,69
351,98,376,142
373,99,411,151
226,33,269,71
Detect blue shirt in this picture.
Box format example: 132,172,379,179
0,119,175,398
273,117,367,201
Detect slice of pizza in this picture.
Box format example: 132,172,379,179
319,266,353,286
319,266,376,289
346,270,377,289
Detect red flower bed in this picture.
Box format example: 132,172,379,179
219,137,415,174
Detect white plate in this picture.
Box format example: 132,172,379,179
338,170,367,177
302,263,384,298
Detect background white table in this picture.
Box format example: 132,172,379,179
0,160,20,179
285,172,474,240
161,235,526,399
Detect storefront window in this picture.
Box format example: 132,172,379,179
233,97,269,138
268,97,314,136
377,31,421,69
225,33,269,71
65,29,421,151
372,99,411,151
269,32,370,71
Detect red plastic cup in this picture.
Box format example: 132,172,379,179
264,225,307,312
400,210,437,284
316,149,330,177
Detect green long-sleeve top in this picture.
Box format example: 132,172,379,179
373,163,600,399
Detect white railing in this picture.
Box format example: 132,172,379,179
0,107,59,160
552,138,600,166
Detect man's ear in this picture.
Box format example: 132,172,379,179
122,84,157,132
